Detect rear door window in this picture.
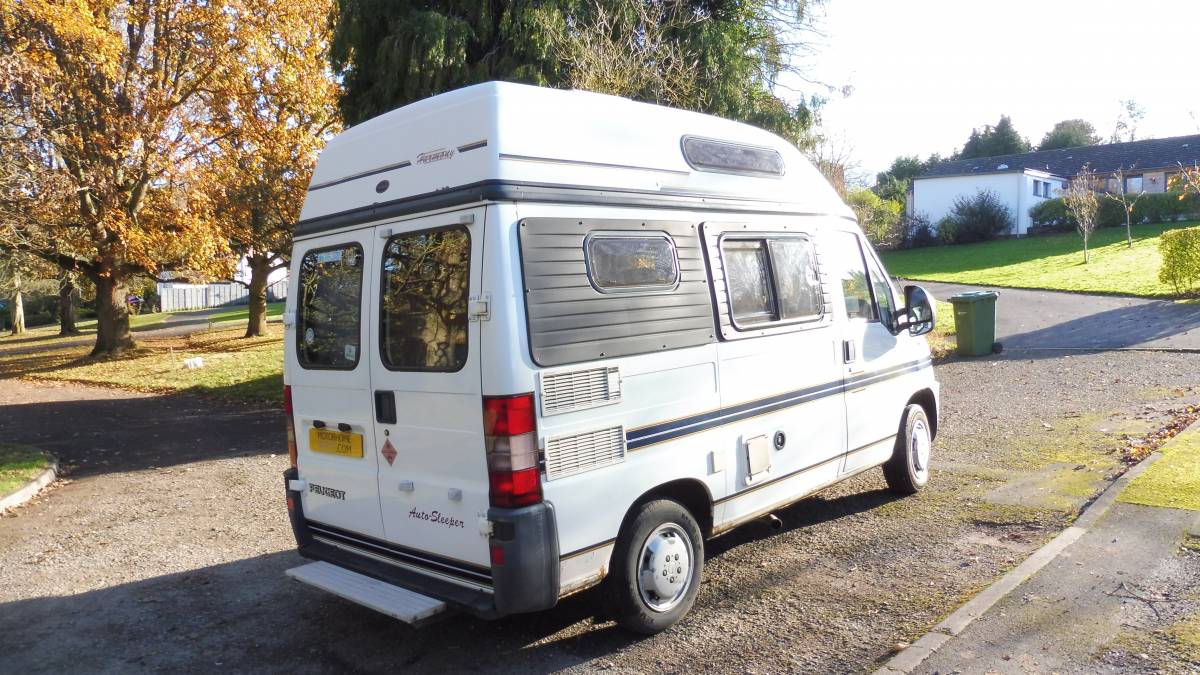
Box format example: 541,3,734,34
296,244,364,369
379,226,471,371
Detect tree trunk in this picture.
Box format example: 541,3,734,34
91,272,134,356
10,279,24,336
59,273,79,336
1125,211,1133,249
244,254,272,338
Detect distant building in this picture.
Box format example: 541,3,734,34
911,133,1200,235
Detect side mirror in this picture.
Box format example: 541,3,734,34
899,285,935,337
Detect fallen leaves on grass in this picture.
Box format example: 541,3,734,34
1120,405,1200,464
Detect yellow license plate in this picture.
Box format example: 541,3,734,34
308,428,364,458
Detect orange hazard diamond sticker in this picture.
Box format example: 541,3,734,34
380,439,398,466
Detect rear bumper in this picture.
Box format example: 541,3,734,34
283,469,559,620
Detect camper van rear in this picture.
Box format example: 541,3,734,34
281,82,939,634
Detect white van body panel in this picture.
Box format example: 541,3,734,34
284,82,939,621
298,82,852,225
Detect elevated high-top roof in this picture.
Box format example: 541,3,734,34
919,133,1200,180
298,82,850,228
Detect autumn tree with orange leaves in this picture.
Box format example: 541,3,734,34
0,0,330,355
206,0,340,337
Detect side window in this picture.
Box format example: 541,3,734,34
864,249,897,331
831,233,877,322
723,239,775,326
768,239,823,320
379,227,471,371
585,233,679,292
296,243,364,370
721,235,823,329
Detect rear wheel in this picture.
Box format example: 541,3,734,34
607,499,704,634
883,404,932,494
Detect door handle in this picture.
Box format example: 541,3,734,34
843,339,857,363
375,390,397,425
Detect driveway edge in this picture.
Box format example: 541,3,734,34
872,439,1174,675
0,457,59,514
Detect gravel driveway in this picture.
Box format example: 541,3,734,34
2,350,1198,674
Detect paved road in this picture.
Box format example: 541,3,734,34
914,281,1200,352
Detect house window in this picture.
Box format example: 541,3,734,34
1032,181,1040,197
1125,175,1143,193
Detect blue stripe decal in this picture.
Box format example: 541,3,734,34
625,358,932,450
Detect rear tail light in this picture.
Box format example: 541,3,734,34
483,394,541,508
284,385,297,468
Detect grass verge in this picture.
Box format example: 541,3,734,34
0,443,51,497
1119,423,1200,511
882,222,1198,298
927,300,956,359
0,325,284,403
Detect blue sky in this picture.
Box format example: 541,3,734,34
797,0,1200,179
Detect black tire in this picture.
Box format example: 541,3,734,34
883,404,933,495
606,499,704,635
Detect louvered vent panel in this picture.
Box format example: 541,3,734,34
544,426,626,481
539,366,621,416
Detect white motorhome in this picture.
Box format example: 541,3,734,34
282,82,939,634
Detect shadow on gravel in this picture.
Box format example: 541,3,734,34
707,487,904,558
0,390,279,477
0,486,914,673
1000,301,1200,355
0,549,631,673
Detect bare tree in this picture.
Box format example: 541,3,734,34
1063,166,1100,264
1105,166,1145,248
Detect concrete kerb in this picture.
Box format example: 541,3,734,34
0,455,59,514
872,434,1178,675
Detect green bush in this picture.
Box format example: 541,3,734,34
1032,191,1200,229
1029,199,1069,226
1159,226,1200,295
942,189,1013,243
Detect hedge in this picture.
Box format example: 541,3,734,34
1159,225,1200,294
1030,191,1200,229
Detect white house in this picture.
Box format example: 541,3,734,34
912,166,1063,235
911,133,1200,236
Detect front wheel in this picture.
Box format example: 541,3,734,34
607,499,704,635
883,404,933,494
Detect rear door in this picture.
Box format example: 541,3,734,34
289,233,384,538
369,208,491,574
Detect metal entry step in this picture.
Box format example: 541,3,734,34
286,561,449,625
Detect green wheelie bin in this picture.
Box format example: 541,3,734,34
948,291,999,357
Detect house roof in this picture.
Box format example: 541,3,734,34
918,133,1200,180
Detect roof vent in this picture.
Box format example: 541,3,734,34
997,164,1008,170
681,136,784,177
1184,143,1190,148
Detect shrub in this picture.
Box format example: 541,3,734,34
847,188,904,249
943,189,1013,244
900,214,939,248
1096,198,1125,228
1033,192,1200,229
1030,199,1069,227
1159,226,1200,295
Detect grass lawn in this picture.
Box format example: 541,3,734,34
882,222,1199,298
1119,421,1200,511
0,324,284,403
197,301,284,324
0,443,51,497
